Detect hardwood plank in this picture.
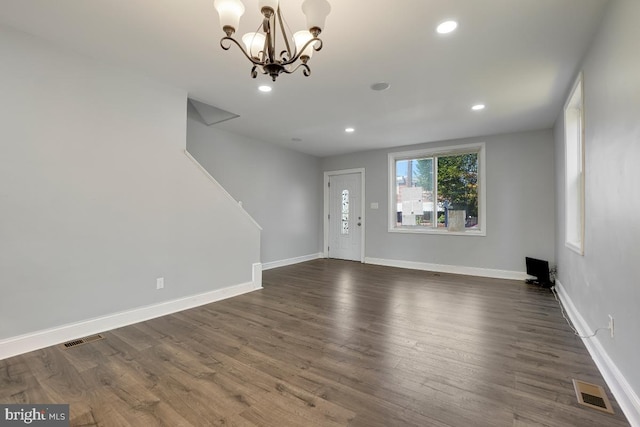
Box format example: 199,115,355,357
0,260,630,426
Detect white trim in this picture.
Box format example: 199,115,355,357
0,275,263,361
387,227,486,237
252,262,262,288
388,142,486,236
261,253,323,270
555,280,640,427
565,241,583,256
183,149,262,231
365,257,527,281
323,168,366,262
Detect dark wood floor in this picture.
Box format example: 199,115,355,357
0,260,630,426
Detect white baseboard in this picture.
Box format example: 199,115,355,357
555,280,640,427
364,257,528,281
0,269,263,361
262,253,323,271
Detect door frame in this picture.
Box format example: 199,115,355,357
323,168,366,262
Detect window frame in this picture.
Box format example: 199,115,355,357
563,73,585,255
388,142,486,236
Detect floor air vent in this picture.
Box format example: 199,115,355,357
62,334,104,349
572,379,614,414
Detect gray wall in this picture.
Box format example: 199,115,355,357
554,0,640,402
0,25,260,340
187,106,322,265
321,129,556,274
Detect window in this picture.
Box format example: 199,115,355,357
388,143,486,235
564,74,585,254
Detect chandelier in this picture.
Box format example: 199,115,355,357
213,0,331,81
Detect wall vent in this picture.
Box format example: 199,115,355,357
572,379,614,414
61,334,105,349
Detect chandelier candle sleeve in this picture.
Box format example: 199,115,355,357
214,0,331,81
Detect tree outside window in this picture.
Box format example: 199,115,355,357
389,144,484,235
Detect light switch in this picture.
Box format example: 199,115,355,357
371,202,379,209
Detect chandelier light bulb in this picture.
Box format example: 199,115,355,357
213,0,245,35
242,32,266,60
294,31,316,60
301,0,331,35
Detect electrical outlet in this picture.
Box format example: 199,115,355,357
156,277,164,290
608,315,614,338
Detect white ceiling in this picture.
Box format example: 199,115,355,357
0,0,608,157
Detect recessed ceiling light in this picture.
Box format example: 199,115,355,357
436,20,458,34
370,82,390,91
258,85,272,92
345,127,355,133
471,104,486,111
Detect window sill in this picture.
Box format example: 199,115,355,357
388,227,486,237
565,241,584,255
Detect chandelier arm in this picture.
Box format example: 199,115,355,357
277,6,294,60
280,38,323,66
311,38,323,52
281,63,311,77
262,32,269,63
220,37,264,66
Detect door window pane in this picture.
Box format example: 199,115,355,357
341,189,349,235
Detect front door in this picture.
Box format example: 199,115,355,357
328,172,362,261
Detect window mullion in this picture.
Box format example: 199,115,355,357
393,160,397,228
433,156,438,229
